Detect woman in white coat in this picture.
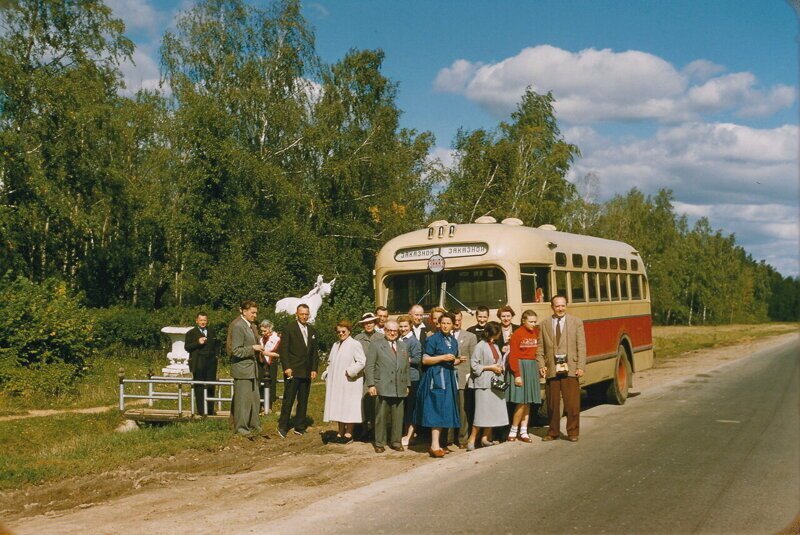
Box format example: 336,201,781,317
323,320,366,443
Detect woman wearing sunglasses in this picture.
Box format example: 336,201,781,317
322,320,366,443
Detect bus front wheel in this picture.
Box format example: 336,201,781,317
606,345,631,405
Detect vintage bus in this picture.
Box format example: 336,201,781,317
373,216,654,404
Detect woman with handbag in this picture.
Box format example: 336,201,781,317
466,321,508,451
506,310,545,442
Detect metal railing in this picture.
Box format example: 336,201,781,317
118,374,272,417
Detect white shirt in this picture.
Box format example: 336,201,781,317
412,323,425,340
552,316,565,338
298,321,308,345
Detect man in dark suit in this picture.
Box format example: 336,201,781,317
366,320,411,453
537,295,586,442
277,303,319,437
185,312,220,415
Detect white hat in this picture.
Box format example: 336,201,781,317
358,312,378,324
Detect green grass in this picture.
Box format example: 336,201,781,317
653,322,798,360
0,411,233,490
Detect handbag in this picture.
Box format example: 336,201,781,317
490,374,509,391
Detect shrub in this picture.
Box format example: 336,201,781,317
0,275,95,396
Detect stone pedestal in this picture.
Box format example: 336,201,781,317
161,326,192,377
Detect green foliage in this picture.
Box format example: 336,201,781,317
0,275,95,396
433,89,579,226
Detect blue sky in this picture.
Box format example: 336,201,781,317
112,0,799,276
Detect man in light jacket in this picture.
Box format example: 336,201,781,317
537,295,586,442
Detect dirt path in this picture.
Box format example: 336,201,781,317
3,332,798,535
0,400,149,423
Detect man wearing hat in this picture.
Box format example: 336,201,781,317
355,311,384,440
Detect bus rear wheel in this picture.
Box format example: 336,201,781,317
606,345,631,405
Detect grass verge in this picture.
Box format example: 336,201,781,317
652,322,797,360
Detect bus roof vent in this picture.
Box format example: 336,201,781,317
538,224,557,231
474,216,497,224
501,217,524,226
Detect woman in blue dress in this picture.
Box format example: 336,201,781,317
414,311,461,458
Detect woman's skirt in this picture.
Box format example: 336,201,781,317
505,359,542,404
474,387,509,427
413,364,460,428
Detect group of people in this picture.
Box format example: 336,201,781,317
322,297,587,457
184,295,587,453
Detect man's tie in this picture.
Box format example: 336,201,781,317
556,318,562,346
301,325,308,345
391,341,396,355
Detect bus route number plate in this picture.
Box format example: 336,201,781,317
428,254,445,273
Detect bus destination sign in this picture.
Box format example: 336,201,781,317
394,242,488,262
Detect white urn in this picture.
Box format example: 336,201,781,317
160,326,193,377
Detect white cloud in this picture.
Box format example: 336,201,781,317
107,0,169,37
310,3,330,18
434,45,795,123
568,122,799,276
119,48,164,96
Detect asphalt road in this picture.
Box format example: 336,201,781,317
262,337,799,534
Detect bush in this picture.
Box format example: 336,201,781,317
0,275,95,396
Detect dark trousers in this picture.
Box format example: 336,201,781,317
546,376,580,438
191,360,217,415
375,396,405,448
403,380,420,428
278,377,311,432
361,392,376,438
445,388,474,445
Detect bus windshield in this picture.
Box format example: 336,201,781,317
385,267,507,313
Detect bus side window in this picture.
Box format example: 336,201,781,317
599,273,610,301
631,274,642,300
610,274,620,301
521,265,550,303
621,274,630,300
570,272,586,303
588,272,599,302
555,270,567,298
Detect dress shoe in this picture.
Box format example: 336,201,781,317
374,445,385,453
293,429,306,436
567,436,579,442
341,435,354,444
542,435,557,441
458,443,468,450
466,442,476,452
428,448,446,458
507,436,517,442
277,428,288,438
480,438,497,448
518,435,532,443
389,444,404,452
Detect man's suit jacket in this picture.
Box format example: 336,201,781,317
278,321,319,379
365,338,411,398
229,317,258,380
453,329,478,389
185,326,219,377
537,314,587,379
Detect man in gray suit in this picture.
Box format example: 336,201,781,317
451,310,478,448
229,300,265,439
365,320,411,453
537,295,586,442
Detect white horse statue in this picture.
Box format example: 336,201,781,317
274,275,335,324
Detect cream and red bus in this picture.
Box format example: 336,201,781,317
373,216,653,404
